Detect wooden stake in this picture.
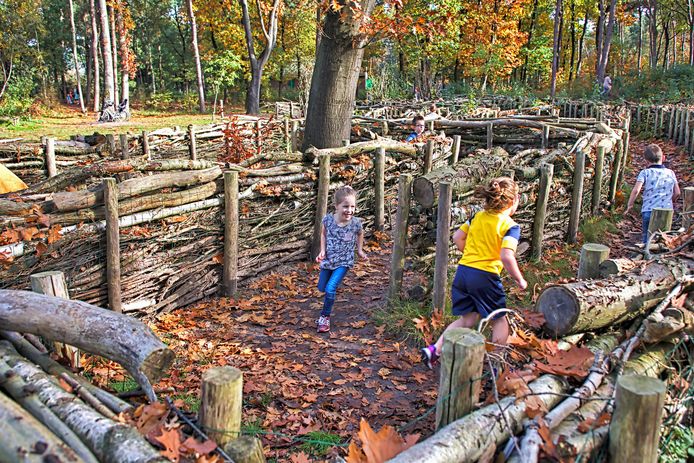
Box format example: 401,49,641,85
388,174,413,301
119,134,129,159
577,243,610,279
591,145,606,215
106,134,116,156
541,125,550,149
683,187,694,230
382,119,389,136
648,208,673,235
224,436,266,463
374,147,385,231
141,130,150,160
291,120,299,152
310,154,331,261
424,140,434,174
30,271,80,369
531,163,554,261
668,107,676,139
103,178,122,313
684,111,691,149
609,375,665,463
450,135,461,165
45,138,57,178
223,171,239,296
188,125,197,160
199,366,243,447
432,182,452,311
428,120,435,132
608,139,624,209
486,123,493,149
566,150,586,244
255,120,262,155
436,328,485,430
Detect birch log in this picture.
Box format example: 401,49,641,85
0,290,174,402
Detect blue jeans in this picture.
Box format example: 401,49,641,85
642,211,652,243
317,267,349,317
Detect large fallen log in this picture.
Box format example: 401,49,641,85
0,342,167,463
303,138,417,162
537,259,693,336
412,147,509,208
0,291,174,402
386,375,568,463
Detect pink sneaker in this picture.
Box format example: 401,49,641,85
420,345,439,369
317,316,330,333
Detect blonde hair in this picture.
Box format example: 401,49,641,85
475,177,518,212
334,185,357,206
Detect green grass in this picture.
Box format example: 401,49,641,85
299,431,344,456
660,425,694,463
108,376,139,394
578,214,621,245
172,392,201,413
241,419,264,437
373,295,456,345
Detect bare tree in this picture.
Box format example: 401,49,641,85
185,0,206,113
98,0,115,105
109,4,119,104
550,0,563,99
89,0,100,111
238,0,281,115
115,1,130,110
596,0,617,83
68,0,86,113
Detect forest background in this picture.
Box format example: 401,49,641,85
0,0,693,124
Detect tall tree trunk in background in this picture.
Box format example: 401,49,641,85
569,0,576,81
596,0,605,70
148,46,157,95
688,0,694,65
662,21,670,68
550,0,563,99
238,0,281,115
646,0,658,69
84,13,92,105
68,0,86,113
185,0,206,112
522,0,539,83
109,5,119,104
302,0,377,150
673,21,677,65
596,0,617,83
637,8,643,74
115,2,130,110
98,0,115,106
90,0,101,111
576,8,588,77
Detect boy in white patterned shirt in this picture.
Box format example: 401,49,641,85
625,144,680,243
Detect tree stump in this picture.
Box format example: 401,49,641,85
648,208,673,235
224,436,266,463
608,375,665,463
577,243,610,279
598,258,638,278
683,187,694,230
199,367,243,447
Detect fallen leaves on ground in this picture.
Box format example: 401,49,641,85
346,418,419,463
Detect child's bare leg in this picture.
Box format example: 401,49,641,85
434,313,479,354
490,316,509,346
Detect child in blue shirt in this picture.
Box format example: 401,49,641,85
406,115,426,142
625,143,680,243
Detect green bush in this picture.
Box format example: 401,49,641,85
0,76,35,117
617,65,694,103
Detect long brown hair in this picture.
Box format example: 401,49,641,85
474,177,518,213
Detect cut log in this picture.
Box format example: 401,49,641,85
303,138,416,162
412,147,509,208
598,258,640,277
0,389,84,462
0,290,174,402
199,367,243,447
0,342,167,463
386,375,568,463
537,259,693,336
224,436,266,463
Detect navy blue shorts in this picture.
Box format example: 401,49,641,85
451,265,506,319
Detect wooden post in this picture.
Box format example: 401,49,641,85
435,328,485,430
566,150,586,244
310,154,331,261
428,120,435,132
224,436,266,463
668,107,676,139
608,375,666,463
591,145,606,215
432,182,452,312
683,187,694,230
382,119,389,136
141,130,150,160
531,163,554,261
648,208,673,235
486,123,493,149
608,139,624,209
388,174,413,301
30,271,80,369
374,147,385,231
255,120,262,154
199,366,243,447
103,178,122,313
577,243,610,279
684,111,691,149
220,99,224,119
541,125,550,149
423,140,434,174
223,171,239,297
188,125,197,160
450,135,461,165
106,134,116,155
44,138,57,178
291,120,299,152
119,134,129,159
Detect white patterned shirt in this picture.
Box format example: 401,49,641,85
320,214,363,270
636,164,678,213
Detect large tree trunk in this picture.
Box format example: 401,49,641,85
115,2,130,111
89,0,100,111
522,0,539,83
550,0,563,99
637,8,643,74
596,0,617,83
109,5,119,105
98,0,115,105
537,259,694,336
0,291,174,402
575,7,588,77
647,1,658,69
186,0,206,112
302,0,377,150
568,0,576,81
84,12,92,105
68,0,86,114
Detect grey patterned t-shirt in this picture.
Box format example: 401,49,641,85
320,214,363,270
636,165,677,212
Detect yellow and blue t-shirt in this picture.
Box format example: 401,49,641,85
458,210,520,275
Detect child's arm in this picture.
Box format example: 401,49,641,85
356,230,368,260
625,181,644,214
315,223,327,263
672,177,681,203
500,248,527,289
452,228,467,252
